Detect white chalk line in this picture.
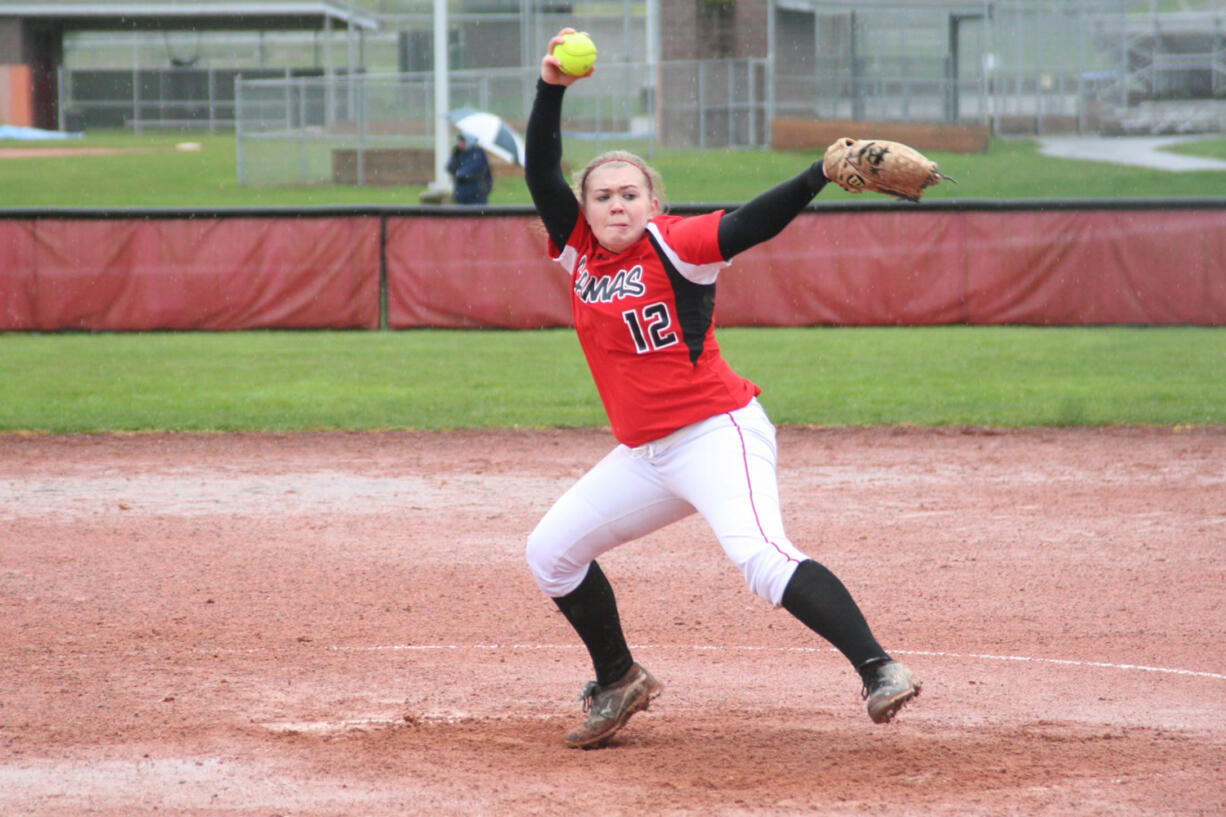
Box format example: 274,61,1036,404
896,648,1226,681
198,642,1226,682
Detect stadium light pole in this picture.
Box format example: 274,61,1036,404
431,0,451,193
646,0,659,68
647,0,658,152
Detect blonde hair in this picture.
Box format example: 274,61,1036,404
573,150,668,212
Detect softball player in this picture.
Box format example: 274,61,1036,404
524,30,922,749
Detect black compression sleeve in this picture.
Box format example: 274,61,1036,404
717,163,828,260
524,79,579,250
782,559,888,669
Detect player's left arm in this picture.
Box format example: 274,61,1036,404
717,163,828,260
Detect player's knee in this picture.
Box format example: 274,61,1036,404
740,549,803,607
524,529,552,581
525,528,581,597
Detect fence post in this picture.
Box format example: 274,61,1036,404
57,67,67,131
299,79,309,185
235,77,246,186
747,60,756,148
764,55,775,150
699,61,706,151
284,69,293,133
324,15,336,129
357,76,366,187
132,63,141,135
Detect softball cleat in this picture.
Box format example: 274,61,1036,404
862,660,922,724
565,662,662,749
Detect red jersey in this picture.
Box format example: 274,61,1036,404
549,210,760,446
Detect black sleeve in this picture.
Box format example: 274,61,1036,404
717,164,828,260
524,79,579,250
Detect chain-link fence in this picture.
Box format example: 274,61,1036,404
773,0,1134,136
987,0,1130,135
234,59,768,187
57,66,326,133
56,0,1226,166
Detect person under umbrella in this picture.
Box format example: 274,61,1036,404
446,132,493,205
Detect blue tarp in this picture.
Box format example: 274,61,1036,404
0,125,82,141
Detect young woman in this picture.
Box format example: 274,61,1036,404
524,29,922,749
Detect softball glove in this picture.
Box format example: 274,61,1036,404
823,137,955,202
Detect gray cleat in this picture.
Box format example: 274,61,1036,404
862,660,922,724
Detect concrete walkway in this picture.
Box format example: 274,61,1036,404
1036,134,1226,172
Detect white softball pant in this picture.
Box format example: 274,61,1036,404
525,398,809,606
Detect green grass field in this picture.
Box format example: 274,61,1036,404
1164,135,1226,161
3,327,1223,433
3,131,1223,434
3,131,1226,208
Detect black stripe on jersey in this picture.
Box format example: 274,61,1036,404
646,230,715,366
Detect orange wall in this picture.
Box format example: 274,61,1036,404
0,64,33,127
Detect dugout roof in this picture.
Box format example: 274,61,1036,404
0,1,377,131
0,1,379,32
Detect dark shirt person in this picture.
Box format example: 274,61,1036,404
446,133,493,205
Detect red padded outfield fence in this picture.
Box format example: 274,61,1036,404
2,200,1224,331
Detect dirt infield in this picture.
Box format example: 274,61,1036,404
0,147,162,160
2,427,1223,816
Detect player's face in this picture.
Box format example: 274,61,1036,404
582,164,659,254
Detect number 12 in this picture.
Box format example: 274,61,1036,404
622,302,679,353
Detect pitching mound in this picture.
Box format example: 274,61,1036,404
2,427,1223,816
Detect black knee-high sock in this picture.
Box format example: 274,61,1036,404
781,559,890,674
552,560,634,687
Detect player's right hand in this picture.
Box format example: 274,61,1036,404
541,28,588,87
